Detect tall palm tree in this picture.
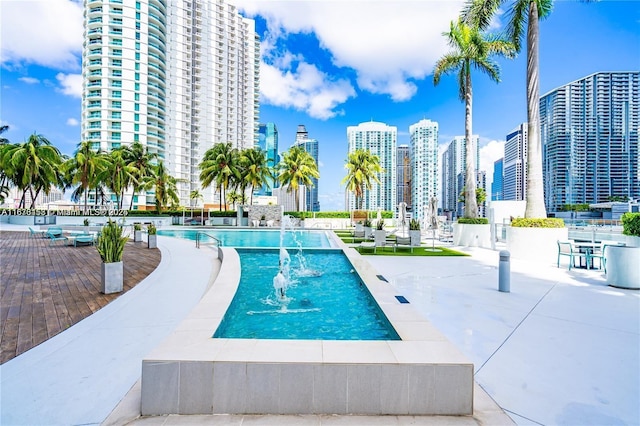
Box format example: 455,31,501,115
277,146,320,211
0,125,9,145
101,148,136,209
125,142,158,210
7,133,63,208
64,141,110,212
342,148,383,211
199,142,239,211
463,0,594,218
154,161,180,213
241,147,271,205
189,189,202,208
434,18,514,219
0,130,15,203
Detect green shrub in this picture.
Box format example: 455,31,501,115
457,217,489,225
96,220,128,263
511,218,565,228
621,212,640,236
376,219,384,230
409,219,421,230
363,218,372,228
133,223,142,231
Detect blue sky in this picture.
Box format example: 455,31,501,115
1,0,638,210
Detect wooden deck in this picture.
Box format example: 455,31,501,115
0,231,161,364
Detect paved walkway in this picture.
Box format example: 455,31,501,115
0,230,161,363
1,224,638,425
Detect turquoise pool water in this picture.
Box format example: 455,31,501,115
213,249,400,340
158,228,333,248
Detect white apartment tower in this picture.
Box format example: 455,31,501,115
81,0,259,208
503,123,528,201
409,119,439,221
346,121,397,211
441,135,479,218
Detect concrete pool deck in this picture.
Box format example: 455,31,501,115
1,223,638,425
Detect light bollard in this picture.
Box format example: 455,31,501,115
499,250,510,293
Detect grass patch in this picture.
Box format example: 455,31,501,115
356,245,468,256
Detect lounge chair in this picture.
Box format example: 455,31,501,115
351,229,366,243
46,229,68,246
29,227,46,238
395,236,413,253
72,234,95,247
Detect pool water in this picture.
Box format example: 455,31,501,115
213,249,400,340
158,228,333,248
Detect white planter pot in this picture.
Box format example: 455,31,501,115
148,234,158,249
605,245,640,289
374,230,386,246
409,230,421,246
506,226,569,265
453,223,491,248
364,226,373,239
134,230,142,242
101,261,123,294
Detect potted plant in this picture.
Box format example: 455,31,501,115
409,219,421,246
147,223,158,249
606,212,640,289
133,223,143,242
83,218,90,233
454,217,491,248
363,218,373,239
374,219,386,246
96,220,128,294
260,215,267,226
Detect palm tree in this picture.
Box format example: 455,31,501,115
433,18,514,219
199,142,239,211
125,142,158,210
64,141,110,212
101,148,136,209
0,125,9,145
189,189,202,208
0,130,15,203
7,133,63,208
153,161,180,213
463,0,594,218
342,148,383,210
277,146,320,211
240,147,271,205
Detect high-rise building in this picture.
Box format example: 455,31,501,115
346,121,397,211
409,119,439,220
293,125,320,212
541,71,639,211
491,158,504,201
257,123,278,196
503,123,528,201
441,135,479,218
81,0,260,208
396,145,411,208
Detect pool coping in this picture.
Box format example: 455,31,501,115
140,231,474,415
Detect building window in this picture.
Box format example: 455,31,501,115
134,113,139,121
112,70,122,77
112,101,121,108
135,52,140,61
135,63,140,71
134,72,140,81
112,122,121,130
111,111,121,119
135,32,140,40
111,132,121,141
134,134,139,142
112,90,122,98
89,131,101,139
135,42,140,50
134,93,140,101
111,80,122,88
112,59,122,66
112,49,122,57
134,124,139,131
135,1,140,10
134,103,140,111
134,83,140,91
136,12,140,20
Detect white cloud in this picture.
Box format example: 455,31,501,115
260,61,355,119
66,118,79,126
18,77,40,84
235,0,465,105
0,0,83,70
56,73,82,98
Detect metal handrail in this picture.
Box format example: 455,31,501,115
195,231,222,249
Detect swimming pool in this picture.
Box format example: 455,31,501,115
158,228,334,248
214,249,400,340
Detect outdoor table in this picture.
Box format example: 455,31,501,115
572,241,600,269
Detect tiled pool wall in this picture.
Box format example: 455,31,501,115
140,233,474,416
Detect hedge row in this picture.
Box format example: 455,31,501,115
621,212,640,236
457,217,489,225
511,218,565,228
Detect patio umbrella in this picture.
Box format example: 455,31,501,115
425,197,441,252
376,207,382,224
398,202,407,235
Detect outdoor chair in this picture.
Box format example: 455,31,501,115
46,229,68,246
72,234,95,247
395,236,413,253
29,227,46,238
351,229,366,243
557,240,588,270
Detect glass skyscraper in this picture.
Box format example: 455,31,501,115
409,119,439,220
441,135,479,218
257,123,279,196
293,125,320,212
503,123,528,201
491,158,504,201
541,72,639,211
